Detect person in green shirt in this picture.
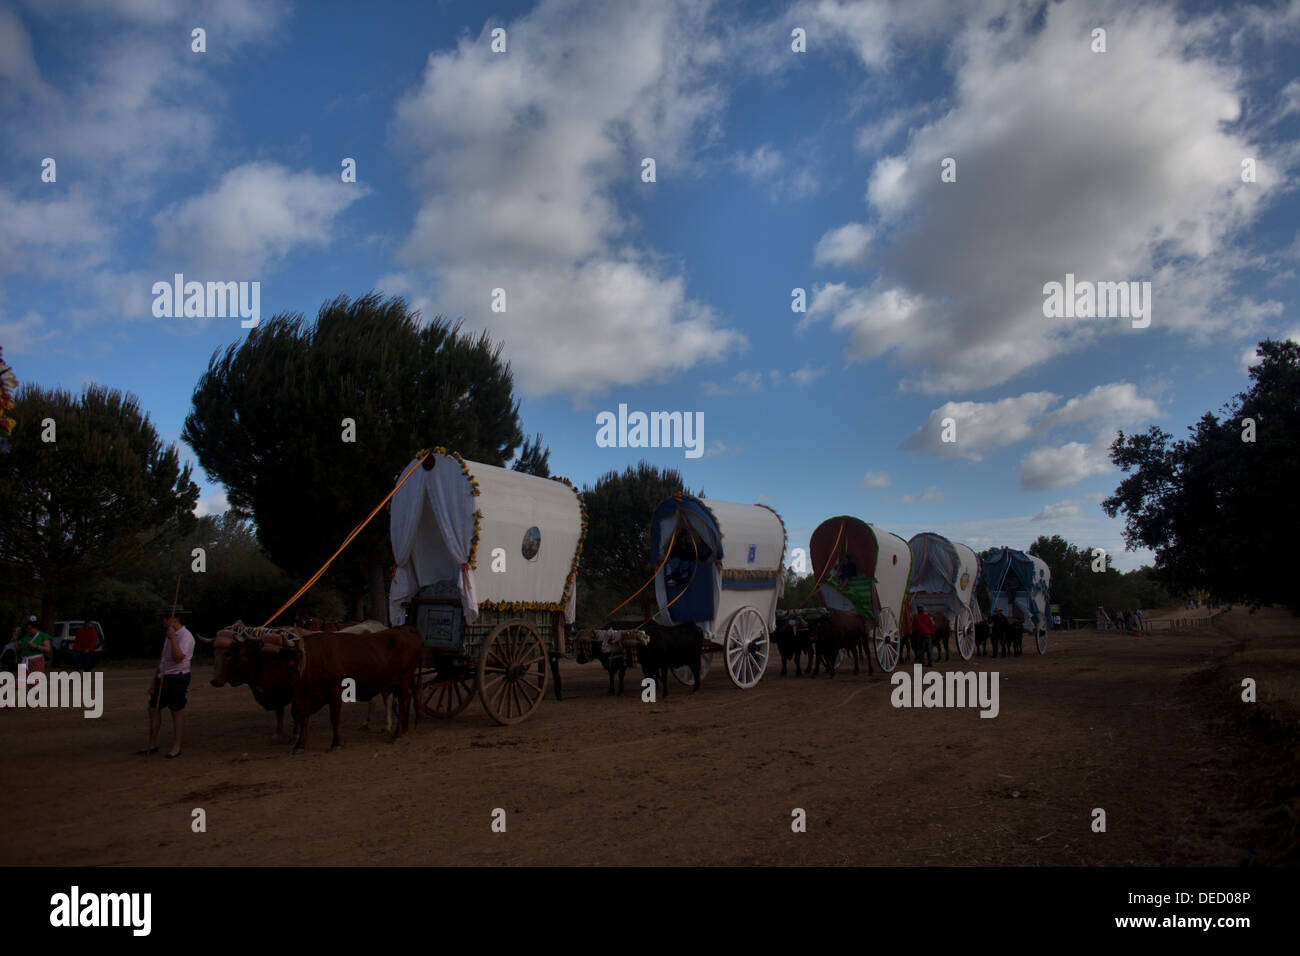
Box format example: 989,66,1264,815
19,617,52,673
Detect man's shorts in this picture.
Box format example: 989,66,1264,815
148,673,191,712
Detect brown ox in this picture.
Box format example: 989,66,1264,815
209,625,309,741
259,625,422,753
809,608,873,677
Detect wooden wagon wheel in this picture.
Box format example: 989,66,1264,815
1036,626,1047,655
874,606,901,672
724,606,769,690
478,621,548,725
423,665,477,718
671,646,714,687
955,605,975,660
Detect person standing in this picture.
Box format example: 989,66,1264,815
19,616,52,675
140,605,194,759
72,622,98,671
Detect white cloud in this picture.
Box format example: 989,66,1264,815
802,1,1292,393
1032,500,1083,521
0,310,57,355
732,144,783,180
901,485,944,504
814,222,873,268
901,392,1059,461
1019,435,1113,492
154,163,365,275
1039,382,1160,431
905,382,1160,462
195,487,229,518
1281,78,1300,118
789,364,826,386
861,470,892,488
701,440,742,459
702,370,763,396
390,0,744,397
0,189,110,276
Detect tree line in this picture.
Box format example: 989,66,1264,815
2,289,1294,655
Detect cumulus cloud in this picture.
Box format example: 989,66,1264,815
901,392,1059,461
801,0,1292,392
1033,500,1083,521
702,371,763,396
901,485,944,504
789,364,826,386
1038,382,1160,431
195,487,229,518
0,189,110,276
391,0,745,396
1019,436,1113,492
154,162,365,275
905,382,1161,464
0,310,57,355
814,222,873,268
861,470,892,488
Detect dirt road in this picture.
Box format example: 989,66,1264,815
2,607,1294,865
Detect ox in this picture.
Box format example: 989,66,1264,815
579,630,630,696
637,620,704,697
209,625,304,741
974,620,991,656
260,625,423,753
773,613,815,677
808,608,872,678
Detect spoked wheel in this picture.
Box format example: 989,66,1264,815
478,621,548,725
671,647,713,687
874,607,901,672
956,606,975,661
1036,627,1047,655
724,607,769,689
423,663,477,718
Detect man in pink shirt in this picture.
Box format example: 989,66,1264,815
140,605,195,759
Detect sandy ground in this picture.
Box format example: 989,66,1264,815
1,606,1295,866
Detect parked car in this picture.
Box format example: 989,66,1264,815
50,620,106,667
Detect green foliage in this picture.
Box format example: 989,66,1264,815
779,566,819,610
0,383,198,627
1103,338,1300,611
577,462,698,623
1025,535,1172,622
511,432,551,477
183,292,528,618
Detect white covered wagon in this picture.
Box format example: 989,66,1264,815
648,494,786,689
907,533,983,660
388,450,586,724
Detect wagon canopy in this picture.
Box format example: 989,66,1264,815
982,547,1050,630
908,533,983,622
649,495,786,634
388,452,584,627
810,516,912,622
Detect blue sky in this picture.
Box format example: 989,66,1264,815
3,0,1298,572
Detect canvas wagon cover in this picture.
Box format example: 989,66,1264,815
650,495,786,631
908,533,981,620
982,547,1051,629
810,517,912,622
388,452,584,626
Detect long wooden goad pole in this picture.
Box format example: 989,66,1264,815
155,575,181,723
